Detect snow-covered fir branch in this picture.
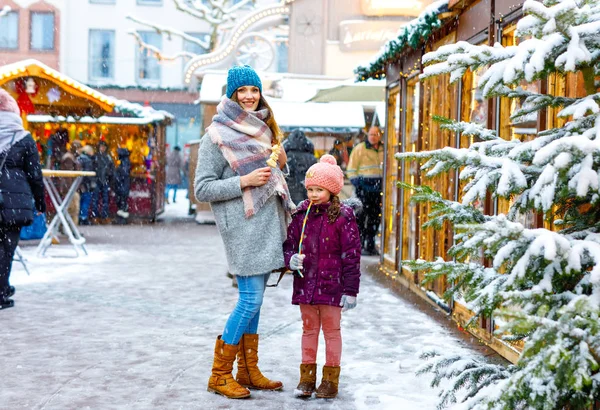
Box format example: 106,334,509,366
398,1,600,407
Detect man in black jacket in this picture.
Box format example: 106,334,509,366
283,129,317,205
91,141,114,224
0,89,45,309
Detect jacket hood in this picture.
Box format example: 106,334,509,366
294,197,362,215
285,130,314,153
117,148,130,158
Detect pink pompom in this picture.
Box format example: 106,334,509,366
319,154,337,165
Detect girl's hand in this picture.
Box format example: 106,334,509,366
339,295,357,312
290,254,305,270
241,167,271,188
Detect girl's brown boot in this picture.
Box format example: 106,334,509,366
207,336,251,399
315,365,341,399
235,334,283,390
294,363,317,397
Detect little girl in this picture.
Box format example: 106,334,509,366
283,154,361,399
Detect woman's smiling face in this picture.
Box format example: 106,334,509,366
236,86,261,112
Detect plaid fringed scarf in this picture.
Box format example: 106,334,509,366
207,97,296,218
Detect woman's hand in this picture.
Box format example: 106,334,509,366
240,167,271,188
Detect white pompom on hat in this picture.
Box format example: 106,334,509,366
304,154,344,195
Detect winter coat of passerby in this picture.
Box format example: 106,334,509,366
283,154,361,399
346,126,384,255
59,140,82,226
0,89,45,310
283,129,316,205
77,145,96,225
114,148,131,219
165,146,183,203
91,140,114,223
194,65,295,400
328,139,349,170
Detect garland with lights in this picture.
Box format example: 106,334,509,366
354,0,448,82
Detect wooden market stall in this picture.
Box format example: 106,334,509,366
353,0,591,363
0,59,173,221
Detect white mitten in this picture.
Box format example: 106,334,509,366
339,295,357,312
290,254,306,270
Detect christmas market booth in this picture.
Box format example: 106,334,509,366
0,59,173,221
354,0,593,364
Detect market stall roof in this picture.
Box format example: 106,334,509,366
0,59,173,123
268,101,365,134
308,78,386,103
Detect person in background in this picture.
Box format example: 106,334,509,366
346,126,384,255
165,146,183,203
91,140,114,224
195,64,294,399
0,89,45,310
59,140,82,227
283,129,317,205
328,138,349,170
114,148,131,221
283,155,361,399
48,128,69,169
78,145,96,225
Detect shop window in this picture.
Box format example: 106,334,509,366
136,31,162,83
30,12,55,51
0,11,18,50
137,0,163,5
401,79,420,269
184,32,210,56
383,88,400,268
89,30,115,81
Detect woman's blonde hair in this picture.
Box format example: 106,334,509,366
231,92,283,144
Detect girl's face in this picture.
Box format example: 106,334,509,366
307,186,331,205
236,86,261,112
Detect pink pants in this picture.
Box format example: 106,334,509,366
299,304,342,367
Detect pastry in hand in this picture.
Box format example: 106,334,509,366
267,144,281,168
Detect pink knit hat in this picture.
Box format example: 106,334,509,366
0,89,20,115
304,154,344,195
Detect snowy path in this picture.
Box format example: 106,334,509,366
2,195,489,409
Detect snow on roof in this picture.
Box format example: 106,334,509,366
0,59,173,123
26,114,167,126
269,100,366,133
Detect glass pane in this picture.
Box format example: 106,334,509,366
183,33,210,55
31,13,54,50
89,30,115,79
0,12,18,49
402,80,419,263
383,90,400,263
137,31,162,81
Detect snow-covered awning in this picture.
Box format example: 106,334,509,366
309,78,386,103
269,101,365,134
0,59,173,123
26,114,166,126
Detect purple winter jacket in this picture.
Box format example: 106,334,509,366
283,200,361,307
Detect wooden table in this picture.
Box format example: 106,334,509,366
37,169,96,257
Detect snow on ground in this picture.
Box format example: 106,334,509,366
2,191,492,409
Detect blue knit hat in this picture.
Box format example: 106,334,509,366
226,65,262,98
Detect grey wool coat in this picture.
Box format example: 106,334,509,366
194,135,289,277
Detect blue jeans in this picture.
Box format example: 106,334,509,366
222,273,270,345
79,192,92,221
92,183,110,218
165,184,178,202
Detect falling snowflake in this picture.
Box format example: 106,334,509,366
46,87,61,103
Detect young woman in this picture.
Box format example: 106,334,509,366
0,89,45,310
194,65,295,399
283,155,362,399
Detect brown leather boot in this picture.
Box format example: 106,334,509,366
207,336,251,399
294,363,317,398
315,365,340,399
236,334,283,390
